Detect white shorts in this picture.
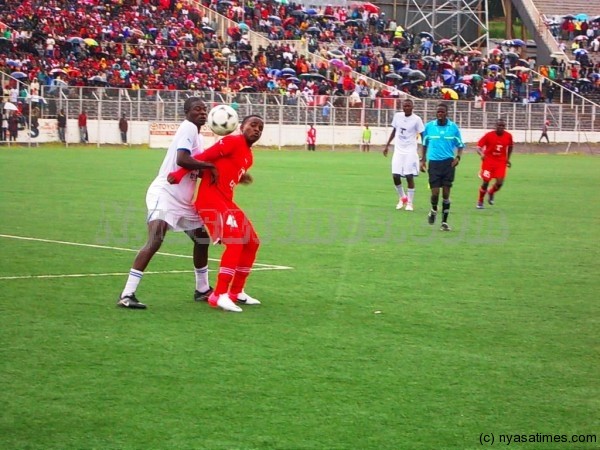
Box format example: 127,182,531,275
391,152,419,177
145,185,203,232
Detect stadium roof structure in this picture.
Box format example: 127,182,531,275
403,0,489,51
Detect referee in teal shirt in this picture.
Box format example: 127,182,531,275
420,103,464,231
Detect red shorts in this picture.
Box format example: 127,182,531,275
195,194,258,246
479,159,507,182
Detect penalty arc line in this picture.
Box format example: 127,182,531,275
0,234,293,270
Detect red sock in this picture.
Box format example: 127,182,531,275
229,267,251,300
478,187,486,202
488,185,497,195
214,267,235,295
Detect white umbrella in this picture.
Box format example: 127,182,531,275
3,102,18,111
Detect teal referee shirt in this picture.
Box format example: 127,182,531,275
423,119,465,161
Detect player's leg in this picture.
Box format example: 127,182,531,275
427,161,443,224
487,164,507,205
404,152,419,210
405,175,415,210
488,177,505,205
118,220,169,309
391,153,408,209
186,227,213,302
229,213,261,305
439,161,455,231
440,185,452,231
392,173,407,209
478,165,492,208
201,205,245,312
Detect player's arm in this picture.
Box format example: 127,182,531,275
175,150,218,183
420,143,428,172
451,126,465,167
507,144,513,168
168,140,230,184
383,128,396,157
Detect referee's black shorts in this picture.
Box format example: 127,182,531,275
428,158,455,188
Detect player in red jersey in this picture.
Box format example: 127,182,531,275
168,115,264,312
476,118,513,208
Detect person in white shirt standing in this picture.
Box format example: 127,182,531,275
383,99,425,211
118,97,217,309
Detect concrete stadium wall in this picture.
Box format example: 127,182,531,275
7,119,600,147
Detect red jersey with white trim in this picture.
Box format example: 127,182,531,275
477,131,513,161
196,134,253,201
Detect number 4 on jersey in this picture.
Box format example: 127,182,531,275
225,214,238,228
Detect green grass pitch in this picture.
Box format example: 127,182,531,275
0,146,598,450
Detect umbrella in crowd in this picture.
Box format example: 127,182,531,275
408,70,426,80
327,49,345,59
442,68,456,84
418,31,434,40
574,35,588,41
488,64,501,71
268,15,282,23
328,58,344,68
84,38,98,46
307,26,321,34
360,2,380,14
50,68,68,76
3,102,18,111
281,68,296,76
489,48,503,56
441,88,458,99
11,71,28,79
438,38,453,45
575,13,588,21
573,48,588,55
385,73,402,80
505,51,519,59
67,36,84,44
299,73,327,81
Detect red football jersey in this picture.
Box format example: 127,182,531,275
196,134,253,201
477,131,513,160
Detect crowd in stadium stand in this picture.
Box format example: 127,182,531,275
0,0,600,111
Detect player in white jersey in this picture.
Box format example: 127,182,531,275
383,99,425,211
118,98,218,309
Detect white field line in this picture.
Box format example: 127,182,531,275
0,267,275,281
0,234,293,274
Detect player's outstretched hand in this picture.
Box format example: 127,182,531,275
507,161,512,168
240,172,253,185
383,146,389,157
208,166,218,185
167,172,180,184
420,161,427,173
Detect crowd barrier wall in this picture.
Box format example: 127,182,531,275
4,119,599,147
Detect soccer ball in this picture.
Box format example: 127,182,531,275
207,105,239,136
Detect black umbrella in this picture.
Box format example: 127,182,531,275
299,73,326,81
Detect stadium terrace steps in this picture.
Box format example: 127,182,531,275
532,0,600,17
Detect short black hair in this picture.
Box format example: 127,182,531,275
241,114,264,126
184,97,205,114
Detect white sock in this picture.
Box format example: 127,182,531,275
395,185,405,198
407,188,415,204
195,266,210,292
121,269,143,298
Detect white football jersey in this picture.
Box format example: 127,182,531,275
391,112,424,155
148,120,204,205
